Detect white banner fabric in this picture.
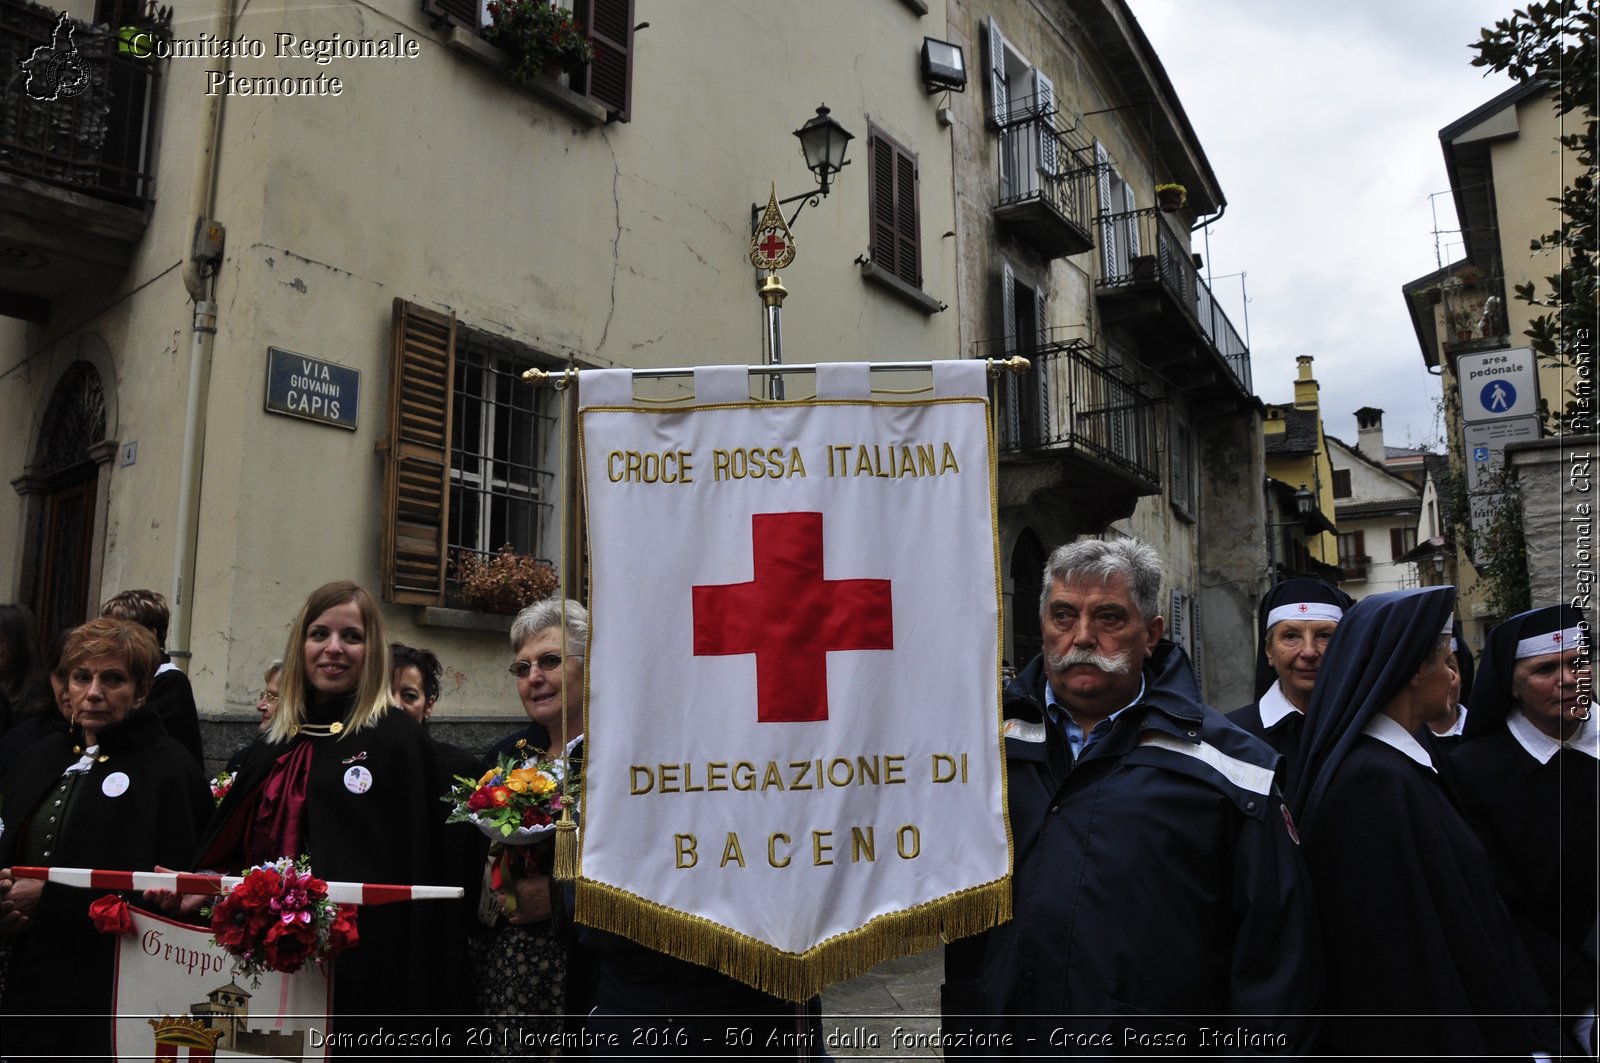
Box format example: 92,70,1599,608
577,391,1008,995
113,908,332,1060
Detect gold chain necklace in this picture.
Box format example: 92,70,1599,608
292,721,344,738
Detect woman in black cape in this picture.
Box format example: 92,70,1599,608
1290,586,1556,1060
1451,603,1596,1053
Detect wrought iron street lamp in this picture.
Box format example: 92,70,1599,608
749,104,855,398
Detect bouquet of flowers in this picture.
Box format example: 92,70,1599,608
444,740,573,844
209,770,234,805
205,856,358,985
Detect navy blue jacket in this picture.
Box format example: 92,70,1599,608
943,644,1318,1055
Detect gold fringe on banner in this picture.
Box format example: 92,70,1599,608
573,875,1010,1003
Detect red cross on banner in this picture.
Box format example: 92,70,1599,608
692,511,893,723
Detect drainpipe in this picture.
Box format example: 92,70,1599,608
169,0,235,669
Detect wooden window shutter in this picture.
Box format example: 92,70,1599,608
421,0,478,32
986,16,1007,127
1095,141,1116,278
869,128,921,288
383,298,457,605
895,150,920,286
1390,527,1404,560
871,133,897,279
574,0,634,121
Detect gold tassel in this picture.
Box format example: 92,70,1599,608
551,814,578,881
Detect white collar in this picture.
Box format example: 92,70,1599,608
1362,713,1437,772
1429,704,1468,737
1506,709,1599,765
1258,680,1304,729
156,661,180,675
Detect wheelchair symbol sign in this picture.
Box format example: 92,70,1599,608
1480,380,1516,413
1473,446,1490,463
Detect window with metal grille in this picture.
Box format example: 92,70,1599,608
381,300,561,607
448,332,558,570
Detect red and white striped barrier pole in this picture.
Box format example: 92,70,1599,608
9,866,462,906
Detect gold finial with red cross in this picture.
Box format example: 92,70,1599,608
749,183,796,272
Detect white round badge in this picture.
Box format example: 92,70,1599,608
343,765,373,794
101,771,130,798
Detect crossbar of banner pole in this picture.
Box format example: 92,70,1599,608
11,865,463,905
520,356,1031,386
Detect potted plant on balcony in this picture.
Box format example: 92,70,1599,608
1155,183,1187,212
482,0,595,87
453,545,559,615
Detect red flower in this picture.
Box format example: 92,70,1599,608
467,789,490,811
326,905,359,955
232,867,282,905
521,807,551,827
88,894,135,936
262,918,318,971
489,786,512,808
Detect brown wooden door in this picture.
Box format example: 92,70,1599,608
35,467,97,646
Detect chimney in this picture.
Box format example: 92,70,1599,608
1355,407,1386,464
1293,356,1319,411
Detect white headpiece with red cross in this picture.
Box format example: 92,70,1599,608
1515,627,1583,659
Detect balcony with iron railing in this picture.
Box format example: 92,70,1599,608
1339,554,1372,581
0,0,167,320
993,103,1096,260
1093,205,1253,402
987,330,1161,526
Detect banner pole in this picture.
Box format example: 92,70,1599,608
522,356,1031,388
761,272,788,401
551,365,581,882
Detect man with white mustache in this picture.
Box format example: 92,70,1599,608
941,537,1318,1056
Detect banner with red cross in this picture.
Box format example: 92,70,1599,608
575,361,1009,1001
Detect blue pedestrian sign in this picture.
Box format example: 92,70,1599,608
1480,380,1516,414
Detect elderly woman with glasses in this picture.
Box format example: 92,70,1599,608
0,618,211,1060
469,598,580,1054
225,660,281,774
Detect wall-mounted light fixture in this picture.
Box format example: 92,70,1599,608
920,37,967,94
792,104,854,200
1294,484,1315,520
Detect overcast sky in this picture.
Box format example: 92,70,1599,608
1126,0,1523,452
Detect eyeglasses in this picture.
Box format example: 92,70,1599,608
258,690,280,704
508,654,582,678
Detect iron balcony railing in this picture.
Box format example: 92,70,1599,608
1094,206,1252,394
1340,555,1373,581
993,333,1160,488
0,0,165,206
995,103,1096,242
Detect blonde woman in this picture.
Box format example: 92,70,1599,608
189,581,469,1028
